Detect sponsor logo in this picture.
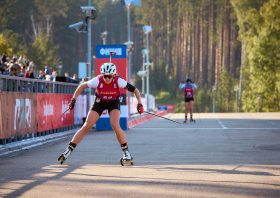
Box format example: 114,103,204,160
102,110,108,115
43,101,54,120
100,91,117,95
96,98,100,103
14,99,32,130
100,48,122,56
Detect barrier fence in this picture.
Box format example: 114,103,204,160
0,75,82,145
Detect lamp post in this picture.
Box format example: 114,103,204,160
58,65,63,76
212,86,216,113
234,86,239,113
101,31,108,45
256,94,261,112
142,25,152,111
141,49,148,93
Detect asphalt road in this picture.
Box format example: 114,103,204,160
0,113,280,198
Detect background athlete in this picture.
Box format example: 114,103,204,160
179,77,197,123
58,63,144,164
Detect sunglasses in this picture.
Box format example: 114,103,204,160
103,75,113,79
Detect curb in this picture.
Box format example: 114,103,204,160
0,129,79,156
128,110,169,129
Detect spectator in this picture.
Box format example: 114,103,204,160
52,71,57,81
1,53,7,64
45,66,51,75
25,70,30,78
7,64,21,91
38,70,45,80
19,65,26,77
29,69,35,78
27,60,35,71
18,55,23,65
73,73,78,80
12,54,17,62
45,74,51,81
65,72,69,77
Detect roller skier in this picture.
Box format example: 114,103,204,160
179,77,197,123
58,60,143,165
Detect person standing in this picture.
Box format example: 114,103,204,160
58,62,144,165
179,77,197,123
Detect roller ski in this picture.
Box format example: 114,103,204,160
58,143,76,164
120,150,133,166
190,117,196,123
120,143,133,166
183,119,187,124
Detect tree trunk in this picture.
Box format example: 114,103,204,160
230,17,237,76
208,0,215,89
195,12,199,83
166,0,173,82
199,6,203,88
176,18,181,86
223,1,230,73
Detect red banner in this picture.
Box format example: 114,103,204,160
37,94,74,132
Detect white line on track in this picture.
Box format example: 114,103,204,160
214,114,227,129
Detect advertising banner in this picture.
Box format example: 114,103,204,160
95,45,128,130
37,94,74,132
0,92,37,139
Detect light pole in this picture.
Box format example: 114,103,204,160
234,86,239,113
141,49,148,93
69,3,97,113
142,25,152,111
58,65,63,76
212,86,216,113
101,31,107,45
256,94,261,112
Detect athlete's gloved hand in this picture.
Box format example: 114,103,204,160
68,98,76,110
137,103,144,114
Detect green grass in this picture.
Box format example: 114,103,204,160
151,90,185,113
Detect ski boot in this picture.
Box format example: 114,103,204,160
120,150,133,166
58,143,75,164
183,119,187,123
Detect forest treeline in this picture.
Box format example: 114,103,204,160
0,0,279,112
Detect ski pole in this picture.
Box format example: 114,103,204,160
63,108,69,114
194,96,201,122
143,111,181,124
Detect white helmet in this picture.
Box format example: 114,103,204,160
100,63,116,75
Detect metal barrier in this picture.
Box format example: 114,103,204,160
0,75,81,145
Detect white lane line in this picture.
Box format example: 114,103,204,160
134,128,280,130
214,114,227,129
246,114,280,128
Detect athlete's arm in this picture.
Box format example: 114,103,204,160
118,77,142,104
72,82,89,100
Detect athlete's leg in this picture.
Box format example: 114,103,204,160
109,109,126,144
71,110,100,145
189,100,194,120
110,109,133,164
185,102,189,121
58,110,100,164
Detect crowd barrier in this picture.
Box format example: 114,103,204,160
0,75,84,145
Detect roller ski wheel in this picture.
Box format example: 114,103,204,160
58,154,67,164
120,157,134,166
183,120,187,124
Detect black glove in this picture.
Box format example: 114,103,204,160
68,98,76,110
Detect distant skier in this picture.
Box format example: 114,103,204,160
179,77,197,123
